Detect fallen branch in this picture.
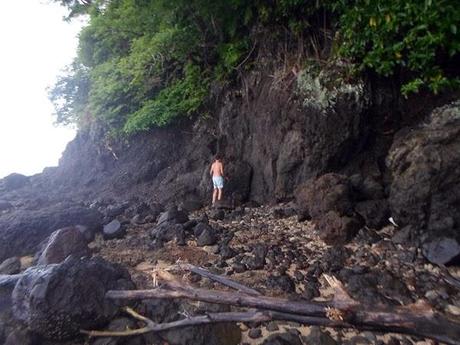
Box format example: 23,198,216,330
82,307,272,337
106,279,460,345
179,263,261,296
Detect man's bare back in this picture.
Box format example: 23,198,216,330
210,157,224,204
210,161,224,177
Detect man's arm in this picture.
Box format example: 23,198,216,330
210,163,214,176
220,163,224,177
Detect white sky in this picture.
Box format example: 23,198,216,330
0,0,84,178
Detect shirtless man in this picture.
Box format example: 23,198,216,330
210,155,224,205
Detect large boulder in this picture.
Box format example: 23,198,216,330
315,211,361,245
35,227,91,265
0,202,103,262
12,256,133,340
296,173,362,244
157,206,189,225
295,173,354,220
387,101,460,262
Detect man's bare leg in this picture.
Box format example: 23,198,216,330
217,188,223,201
212,188,218,205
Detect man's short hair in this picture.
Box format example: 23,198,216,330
214,154,222,161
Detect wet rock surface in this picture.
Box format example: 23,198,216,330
12,256,134,340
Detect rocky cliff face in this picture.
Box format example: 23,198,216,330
0,61,459,261
1,57,460,345
35,62,373,205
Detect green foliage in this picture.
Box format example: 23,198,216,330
124,64,209,133
334,0,460,95
49,0,459,134
48,62,90,126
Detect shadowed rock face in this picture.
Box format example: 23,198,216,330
0,203,102,262
387,101,460,263
12,256,134,340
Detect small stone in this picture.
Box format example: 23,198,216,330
232,263,246,273
103,219,125,240
424,290,438,301
302,326,337,345
248,328,262,339
445,304,460,316
203,245,219,254
209,208,225,221
266,322,279,332
293,270,304,281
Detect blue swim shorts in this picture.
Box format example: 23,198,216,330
212,176,224,189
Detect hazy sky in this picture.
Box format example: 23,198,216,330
0,0,84,178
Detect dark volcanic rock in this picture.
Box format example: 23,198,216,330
35,227,91,265
0,257,21,275
354,199,389,229
105,203,129,218
195,224,218,246
179,198,203,212
316,211,361,245
12,256,133,340
76,224,97,243
150,223,184,243
0,274,21,311
209,208,225,221
0,203,103,262
266,274,295,293
223,161,253,203
2,173,29,191
302,326,337,345
422,237,460,265
213,199,234,210
387,101,460,252
296,174,362,244
219,245,237,260
248,328,262,339
262,331,302,345
296,173,354,220
157,207,189,225
342,269,412,306
103,219,126,240
271,205,297,219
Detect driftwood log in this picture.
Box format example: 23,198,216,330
83,264,460,345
